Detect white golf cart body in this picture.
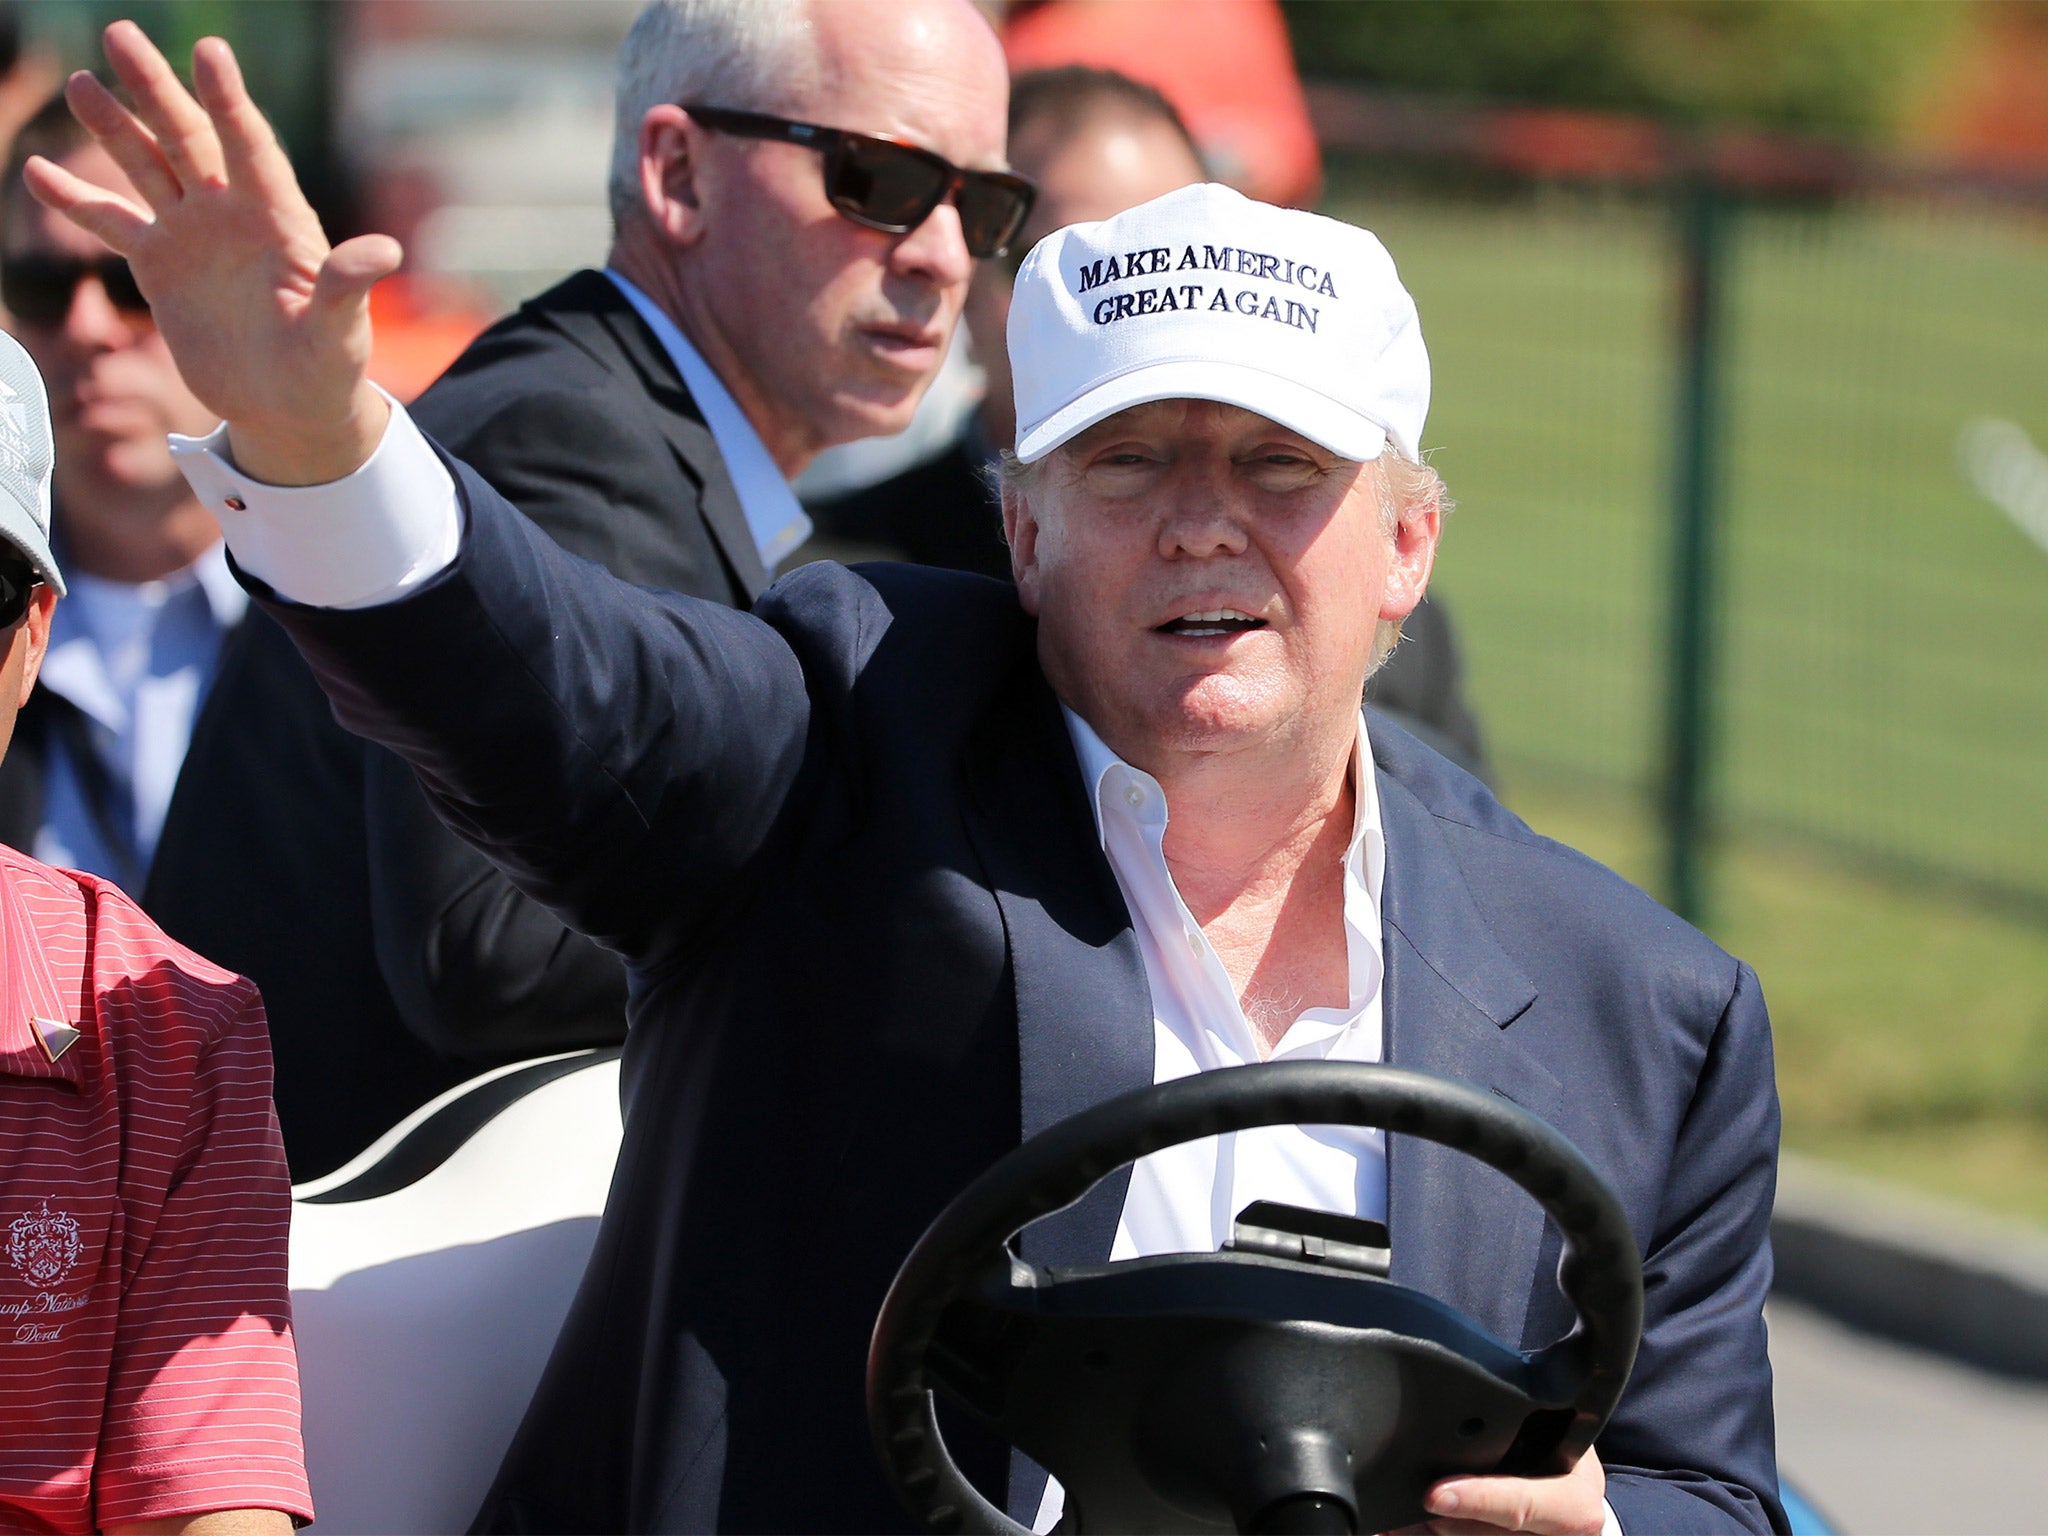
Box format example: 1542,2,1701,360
287,1051,623,1534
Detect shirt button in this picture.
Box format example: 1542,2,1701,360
1186,928,1203,953
1124,785,1145,808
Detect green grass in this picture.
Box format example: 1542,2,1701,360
1320,176,2048,1224
1327,186,2048,899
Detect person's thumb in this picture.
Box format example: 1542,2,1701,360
310,234,404,336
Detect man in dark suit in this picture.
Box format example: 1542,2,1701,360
0,95,238,890
140,0,1022,1176
39,32,1782,1535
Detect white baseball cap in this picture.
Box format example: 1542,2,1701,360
0,330,63,596
1008,182,1429,467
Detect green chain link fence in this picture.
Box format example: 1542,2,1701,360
1318,102,2048,929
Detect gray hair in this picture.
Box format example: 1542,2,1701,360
608,0,814,229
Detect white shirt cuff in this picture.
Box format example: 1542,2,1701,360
168,392,462,610
1603,1495,1624,1536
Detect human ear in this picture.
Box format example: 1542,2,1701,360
1377,481,1441,624
12,585,56,708
637,105,710,248
0,587,57,770
1002,482,1044,615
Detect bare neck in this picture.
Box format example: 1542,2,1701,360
608,235,816,478
1157,735,1359,1056
1155,736,1356,925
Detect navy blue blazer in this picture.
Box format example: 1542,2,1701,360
259,457,1786,1535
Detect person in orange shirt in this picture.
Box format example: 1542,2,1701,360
1002,0,1323,206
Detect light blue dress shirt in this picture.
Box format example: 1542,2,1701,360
33,541,246,890
603,269,813,572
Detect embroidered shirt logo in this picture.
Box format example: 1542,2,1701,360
8,1202,82,1289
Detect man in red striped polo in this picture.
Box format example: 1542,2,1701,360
0,328,310,1534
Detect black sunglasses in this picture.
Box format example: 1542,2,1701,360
0,551,42,629
683,106,1036,260
1,252,150,327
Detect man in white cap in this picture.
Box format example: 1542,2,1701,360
32,28,1782,1535
0,328,311,1534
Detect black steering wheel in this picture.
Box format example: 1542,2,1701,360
868,1061,1641,1535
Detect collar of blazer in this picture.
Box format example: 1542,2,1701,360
538,271,771,602
961,672,1554,1291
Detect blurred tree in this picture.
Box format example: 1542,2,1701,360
1283,0,1963,141
21,0,346,227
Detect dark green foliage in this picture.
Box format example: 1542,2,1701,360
1283,0,1961,140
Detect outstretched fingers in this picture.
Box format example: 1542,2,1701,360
20,153,153,254
99,19,227,189
60,68,181,210
189,37,303,206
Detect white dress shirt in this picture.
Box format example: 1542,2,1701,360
1032,711,1391,1532
1065,706,1390,1258
169,405,1620,1535
33,541,246,888
603,269,813,573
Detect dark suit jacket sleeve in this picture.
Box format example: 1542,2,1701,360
364,746,628,1057
412,373,747,604
264,453,813,967
1603,960,1786,1534
359,377,735,1056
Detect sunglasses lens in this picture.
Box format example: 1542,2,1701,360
956,176,1035,259
0,254,150,325
0,558,35,628
1,258,72,325
100,257,148,313
829,136,950,232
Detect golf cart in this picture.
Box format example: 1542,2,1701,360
288,1054,1829,1534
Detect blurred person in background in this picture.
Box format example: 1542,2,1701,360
1002,0,1321,207
358,157,495,406
0,326,311,1536
0,92,240,892
145,0,1024,1178
811,65,1489,776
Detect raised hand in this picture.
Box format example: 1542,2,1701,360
23,21,401,486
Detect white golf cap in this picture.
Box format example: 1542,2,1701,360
1009,182,1429,467
0,329,62,596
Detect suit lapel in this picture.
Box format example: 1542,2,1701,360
960,667,1152,1523
546,273,771,601
1376,760,1557,1351
961,666,1152,1270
